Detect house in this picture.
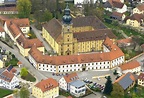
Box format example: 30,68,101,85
4,18,44,57
133,3,144,14
32,78,59,98
0,7,18,14
104,0,127,13
69,80,86,97
110,12,126,21
116,37,133,47
102,0,124,3
28,37,124,73
125,13,144,27
59,73,86,97
114,72,136,90
138,73,144,86
59,73,79,91
0,65,19,89
0,26,5,38
119,60,141,74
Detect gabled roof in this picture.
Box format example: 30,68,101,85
111,12,124,17
73,29,117,42
0,7,17,11
138,73,144,81
115,72,136,90
125,14,144,23
63,73,79,83
29,37,124,65
136,3,144,11
35,78,58,92
0,70,14,82
117,37,133,44
120,60,140,71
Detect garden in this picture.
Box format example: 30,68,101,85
0,88,13,98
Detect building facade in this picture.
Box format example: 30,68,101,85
32,78,59,98
28,37,125,73
42,5,117,56
138,73,144,87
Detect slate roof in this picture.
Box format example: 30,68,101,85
115,72,136,90
70,80,85,88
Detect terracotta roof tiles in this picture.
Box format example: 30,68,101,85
138,73,144,81
35,78,58,92
137,4,144,11
120,60,140,71
63,73,78,83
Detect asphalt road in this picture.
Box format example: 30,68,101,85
0,41,47,81
30,25,52,52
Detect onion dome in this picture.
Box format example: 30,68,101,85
62,3,72,24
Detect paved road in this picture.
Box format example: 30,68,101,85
0,41,47,81
30,25,52,52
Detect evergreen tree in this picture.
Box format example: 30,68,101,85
103,76,113,95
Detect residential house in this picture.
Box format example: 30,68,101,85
59,73,79,91
32,78,59,98
116,37,133,47
118,60,141,74
0,65,19,89
59,73,86,97
0,26,5,38
133,4,144,15
114,72,136,90
104,0,127,13
102,0,124,3
138,73,144,86
110,12,126,21
69,80,86,97
28,37,124,73
0,7,18,14
4,18,44,57
125,13,144,27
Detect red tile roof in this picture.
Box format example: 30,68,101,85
137,3,144,11
63,73,78,83
138,73,144,81
117,38,133,44
120,60,140,71
35,78,58,92
29,37,124,65
0,7,17,11
0,26,4,32
0,70,14,82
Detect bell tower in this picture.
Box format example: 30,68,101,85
61,4,75,55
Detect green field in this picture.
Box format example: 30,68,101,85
0,88,13,98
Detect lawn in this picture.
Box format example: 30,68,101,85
21,72,36,82
5,57,19,67
0,88,13,98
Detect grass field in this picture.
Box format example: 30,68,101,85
0,88,13,98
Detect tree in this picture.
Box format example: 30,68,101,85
20,67,28,77
17,0,32,18
13,89,19,98
42,10,53,22
111,83,124,98
103,76,113,95
20,87,30,98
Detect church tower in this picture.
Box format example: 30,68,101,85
61,4,76,55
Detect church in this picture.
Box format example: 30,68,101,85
42,4,117,55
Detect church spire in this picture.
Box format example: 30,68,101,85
62,3,72,24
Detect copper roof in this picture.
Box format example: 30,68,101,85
138,73,144,81
29,37,124,65
137,4,144,11
73,29,117,42
35,78,58,92
63,72,78,83
120,60,140,71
